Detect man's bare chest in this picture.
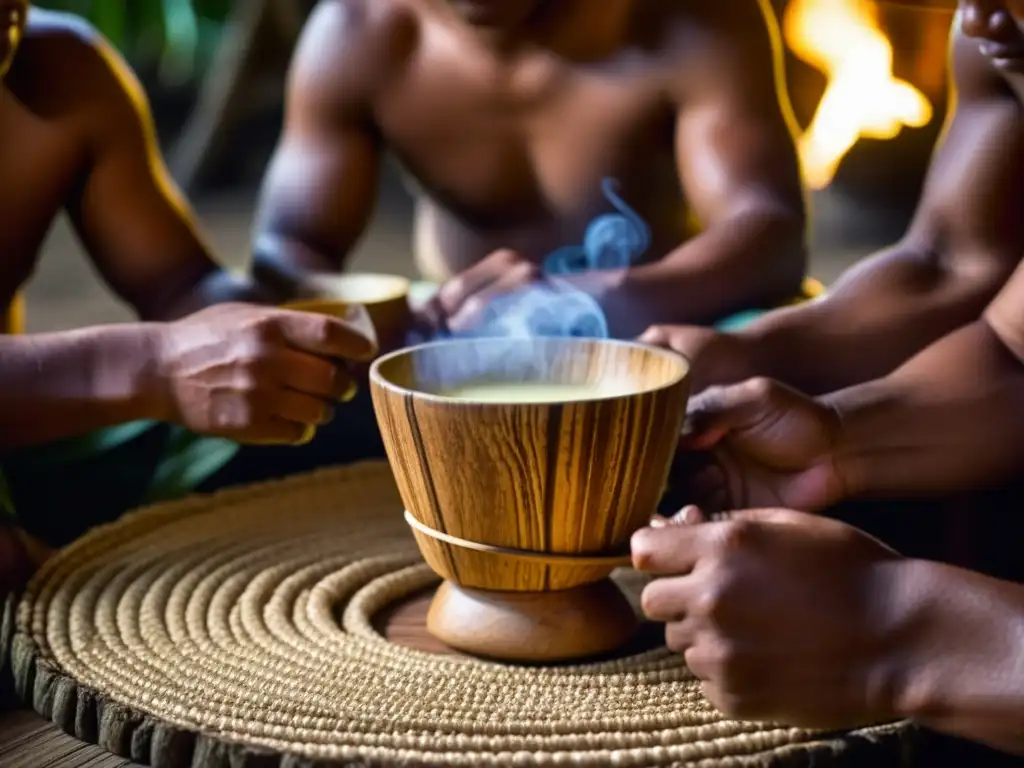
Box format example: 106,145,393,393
375,57,677,228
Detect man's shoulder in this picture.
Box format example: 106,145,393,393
302,0,420,66
291,0,421,108
10,9,137,122
18,8,106,69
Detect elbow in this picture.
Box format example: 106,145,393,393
250,238,307,302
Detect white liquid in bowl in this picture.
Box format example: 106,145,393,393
440,381,629,403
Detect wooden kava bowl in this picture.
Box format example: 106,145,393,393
370,337,690,662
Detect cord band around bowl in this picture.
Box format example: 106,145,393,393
402,510,634,568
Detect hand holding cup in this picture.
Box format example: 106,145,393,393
153,302,377,445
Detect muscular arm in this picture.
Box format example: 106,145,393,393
0,325,164,451
821,259,1024,500
739,31,1024,394
607,0,806,333
55,16,259,320
250,0,383,299
884,556,1024,755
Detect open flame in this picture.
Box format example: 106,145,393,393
783,0,934,189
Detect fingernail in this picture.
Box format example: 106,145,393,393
295,424,317,446
676,505,705,525
339,381,358,403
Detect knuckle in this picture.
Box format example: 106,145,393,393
709,639,740,673
248,313,282,342
517,261,541,280
694,585,724,623
693,576,733,624
234,398,257,427
307,316,334,347
461,296,486,316
236,353,271,377
742,376,776,401
494,248,519,266
718,519,757,553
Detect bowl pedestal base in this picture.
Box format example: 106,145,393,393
425,578,638,663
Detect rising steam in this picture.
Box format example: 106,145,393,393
445,178,650,341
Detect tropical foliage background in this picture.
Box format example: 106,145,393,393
36,0,233,87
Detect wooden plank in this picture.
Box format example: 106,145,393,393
0,709,139,768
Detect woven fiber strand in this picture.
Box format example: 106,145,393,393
10,462,913,768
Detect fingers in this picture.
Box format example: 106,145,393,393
684,377,782,449
276,307,378,361
632,523,707,574
641,574,694,622
276,348,354,400
436,259,507,315
411,297,450,340
446,261,538,333
650,505,706,528
275,389,334,427
240,416,319,446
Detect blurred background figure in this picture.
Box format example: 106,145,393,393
24,0,955,336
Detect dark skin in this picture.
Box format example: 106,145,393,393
642,4,1024,394
253,0,807,338
633,4,1024,741
632,266,1024,751
0,7,377,456
0,6,251,324
0,7,380,585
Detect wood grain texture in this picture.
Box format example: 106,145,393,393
370,337,690,592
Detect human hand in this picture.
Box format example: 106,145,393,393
154,303,377,445
633,506,906,729
415,249,543,336
675,377,847,513
638,325,756,392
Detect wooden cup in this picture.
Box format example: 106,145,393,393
370,337,690,662
295,273,412,354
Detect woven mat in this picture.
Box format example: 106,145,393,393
7,461,913,767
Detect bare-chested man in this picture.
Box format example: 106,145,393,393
643,0,1024,395
0,4,379,557
252,0,809,339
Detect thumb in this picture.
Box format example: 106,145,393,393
683,377,779,450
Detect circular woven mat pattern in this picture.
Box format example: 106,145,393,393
10,462,911,767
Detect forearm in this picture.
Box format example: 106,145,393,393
0,325,167,451
885,558,1024,755
587,210,805,337
736,247,1007,394
137,262,272,321
822,319,1024,500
